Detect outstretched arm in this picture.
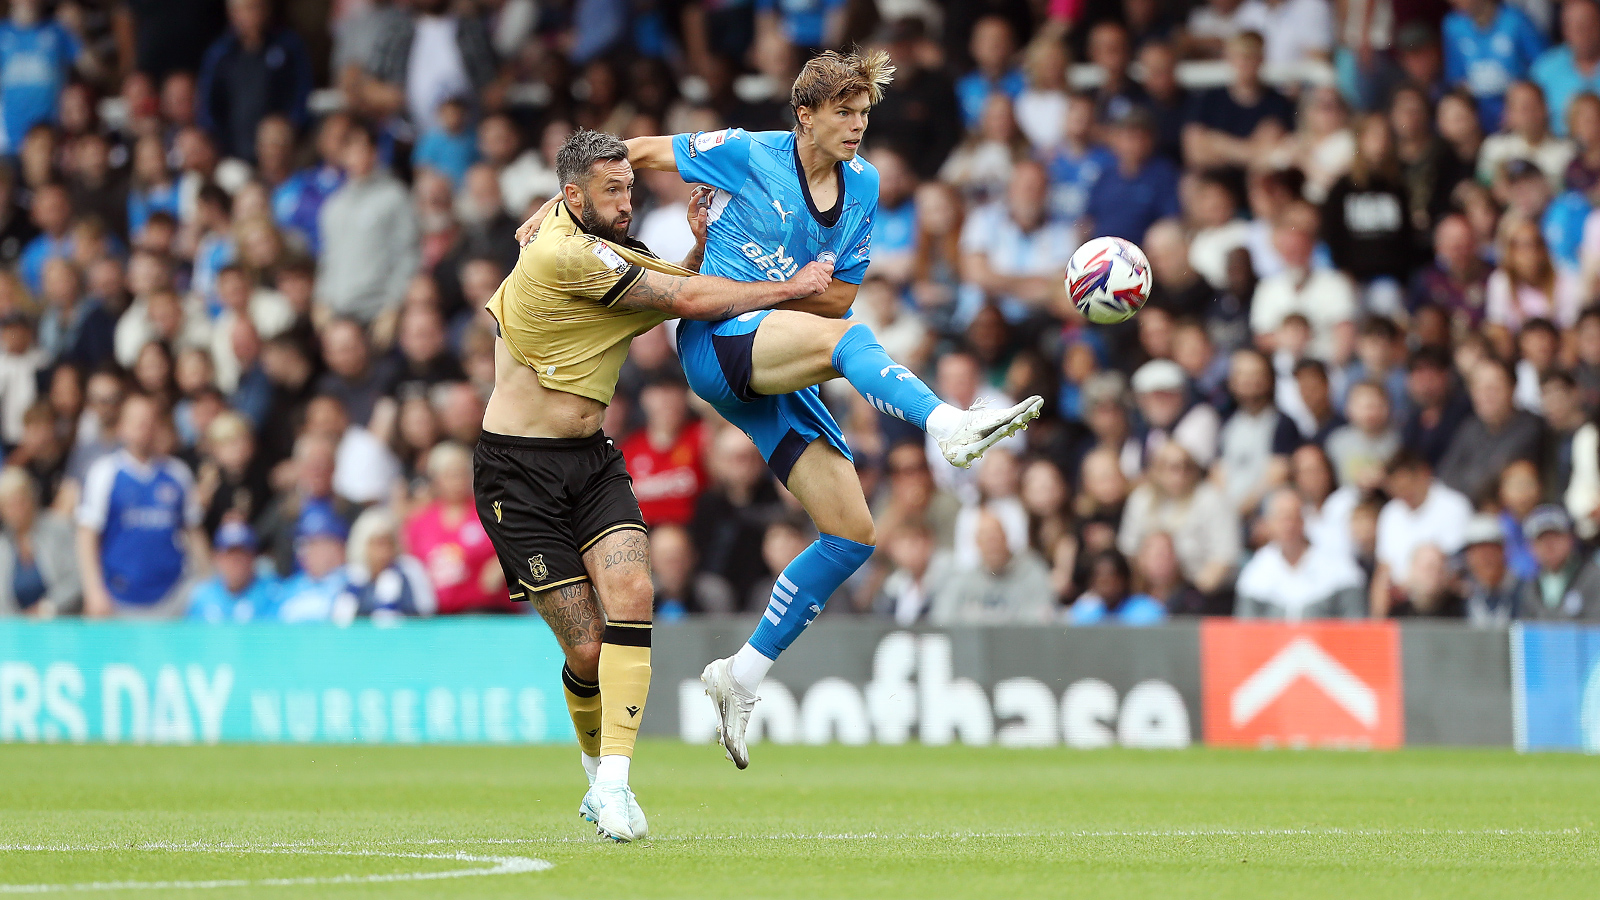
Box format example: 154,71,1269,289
626,136,679,173
616,261,834,321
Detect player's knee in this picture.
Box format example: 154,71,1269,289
836,517,876,549
606,572,656,623
819,319,855,359
568,641,602,682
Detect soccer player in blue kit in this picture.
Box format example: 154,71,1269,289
623,50,1043,768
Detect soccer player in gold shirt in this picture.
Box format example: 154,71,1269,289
475,129,832,842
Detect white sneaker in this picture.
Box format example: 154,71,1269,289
701,657,758,770
937,396,1044,468
581,774,648,839
592,781,646,843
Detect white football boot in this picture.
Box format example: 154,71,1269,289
591,781,647,843
937,396,1045,468
581,772,648,839
701,657,758,770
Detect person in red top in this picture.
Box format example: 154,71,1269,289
619,374,705,527
403,440,519,614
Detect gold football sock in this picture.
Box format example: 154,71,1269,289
598,621,652,758
561,663,602,758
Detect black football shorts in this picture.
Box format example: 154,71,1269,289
473,430,647,598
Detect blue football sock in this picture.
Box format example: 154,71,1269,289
831,323,943,431
748,533,875,659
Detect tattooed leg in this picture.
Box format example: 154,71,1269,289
582,529,654,623
528,580,606,681
582,528,654,769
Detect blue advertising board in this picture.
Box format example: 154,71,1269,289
0,621,569,744
1510,623,1600,752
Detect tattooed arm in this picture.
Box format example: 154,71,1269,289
614,259,835,320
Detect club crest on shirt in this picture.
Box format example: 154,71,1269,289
528,555,548,581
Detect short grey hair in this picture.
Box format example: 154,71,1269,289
555,128,629,189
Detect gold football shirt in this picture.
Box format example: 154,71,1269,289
485,200,693,404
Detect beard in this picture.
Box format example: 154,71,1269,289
578,195,631,243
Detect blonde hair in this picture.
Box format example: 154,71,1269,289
791,49,895,123
206,410,251,446
0,466,35,504
1497,214,1557,298
346,506,399,574
425,440,472,480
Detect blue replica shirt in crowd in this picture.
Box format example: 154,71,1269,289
1087,157,1182,242
272,163,344,255
275,569,351,623
0,19,77,153
1045,144,1114,223
754,0,844,48
1068,592,1168,626
127,183,181,235
1543,190,1590,271
17,232,69,294
411,128,478,187
1443,4,1546,132
670,128,878,287
77,450,199,607
186,572,283,623
1531,46,1600,137
954,68,1026,129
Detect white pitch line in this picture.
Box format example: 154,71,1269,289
71,827,1572,849
0,845,552,894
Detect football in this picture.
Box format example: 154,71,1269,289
1066,236,1152,325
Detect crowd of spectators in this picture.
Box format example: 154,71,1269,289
3,0,1600,628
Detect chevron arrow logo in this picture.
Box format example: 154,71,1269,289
1230,637,1378,729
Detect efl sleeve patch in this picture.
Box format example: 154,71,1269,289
591,242,629,273
694,129,728,153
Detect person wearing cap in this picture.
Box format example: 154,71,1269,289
0,466,77,617
1085,103,1180,244
1236,488,1366,620
1531,0,1600,138
1458,512,1522,625
274,500,351,623
185,521,281,623
1394,23,1446,101
1372,449,1474,616
1514,503,1600,620
1131,357,1221,472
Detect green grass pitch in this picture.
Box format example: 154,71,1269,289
1,741,1597,898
